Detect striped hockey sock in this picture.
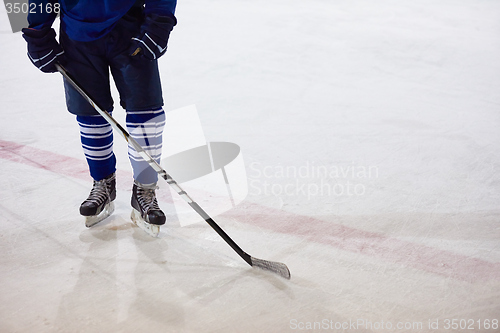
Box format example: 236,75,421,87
126,108,166,185
77,114,116,181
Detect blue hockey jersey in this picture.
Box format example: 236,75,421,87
27,0,177,42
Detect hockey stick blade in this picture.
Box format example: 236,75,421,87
56,64,291,280
251,257,291,280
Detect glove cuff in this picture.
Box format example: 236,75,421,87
22,27,54,39
22,27,57,46
144,14,177,35
148,13,177,26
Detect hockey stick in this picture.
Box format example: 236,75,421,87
56,64,291,280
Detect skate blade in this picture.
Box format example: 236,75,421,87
85,202,115,228
131,208,160,237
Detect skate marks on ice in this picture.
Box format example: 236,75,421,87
2,139,500,283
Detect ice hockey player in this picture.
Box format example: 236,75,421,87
22,0,177,234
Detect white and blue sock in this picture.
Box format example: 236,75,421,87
77,114,116,181
126,108,166,185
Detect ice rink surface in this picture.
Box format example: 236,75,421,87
1,0,499,332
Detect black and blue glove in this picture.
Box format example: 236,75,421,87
129,14,177,61
22,27,65,73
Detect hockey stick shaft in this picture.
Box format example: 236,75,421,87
56,64,290,279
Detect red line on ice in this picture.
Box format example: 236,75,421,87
0,139,90,180
1,139,498,282
223,205,500,282
0,139,143,192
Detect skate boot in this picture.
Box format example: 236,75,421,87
80,173,116,227
130,181,165,237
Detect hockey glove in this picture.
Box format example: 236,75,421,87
129,14,177,61
22,27,65,73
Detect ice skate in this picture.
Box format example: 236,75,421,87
130,181,165,237
80,173,116,227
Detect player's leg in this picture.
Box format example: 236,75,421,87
109,15,167,228
59,28,117,225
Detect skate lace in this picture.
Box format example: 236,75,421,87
86,179,110,205
137,187,161,213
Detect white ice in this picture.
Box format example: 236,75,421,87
1,0,499,332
